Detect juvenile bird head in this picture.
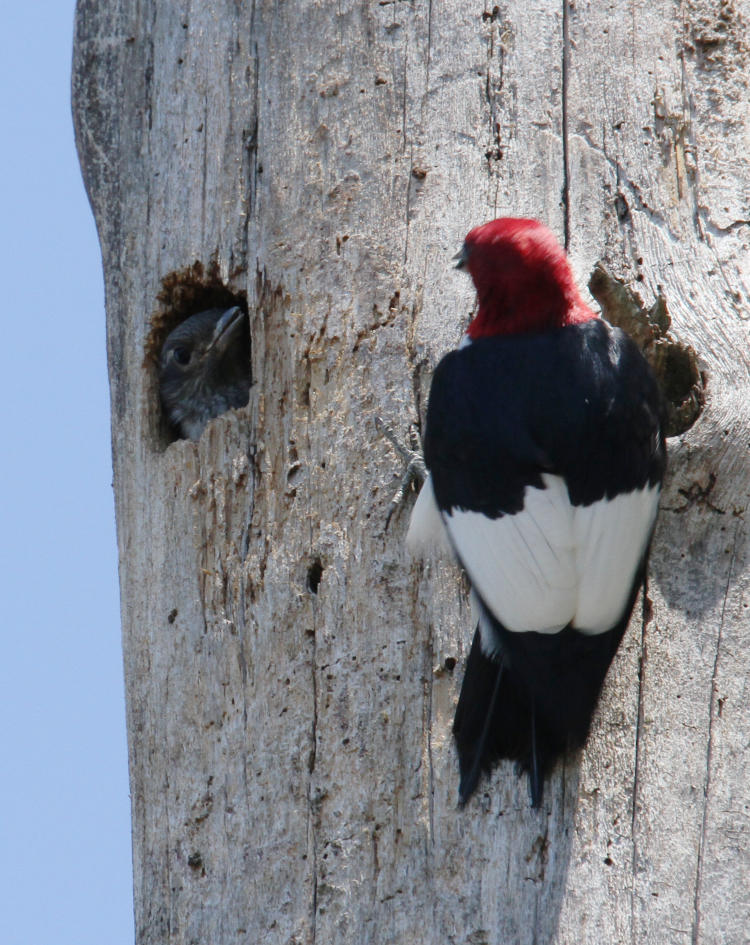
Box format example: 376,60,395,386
159,306,250,440
455,218,595,338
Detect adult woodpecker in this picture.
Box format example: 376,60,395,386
159,306,250,440
405,218,666,808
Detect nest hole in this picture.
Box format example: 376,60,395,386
588,263,705,438
307,557,324,594
146,261,251,446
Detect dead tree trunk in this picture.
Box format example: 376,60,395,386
73,1,749,942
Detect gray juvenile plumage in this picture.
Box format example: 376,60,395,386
159,306,250,440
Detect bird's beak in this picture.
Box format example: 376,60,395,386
453,244,470,270
209,306,245,353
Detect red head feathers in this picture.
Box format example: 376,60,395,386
457,218,595,339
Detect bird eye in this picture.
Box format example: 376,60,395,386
172,346,191,365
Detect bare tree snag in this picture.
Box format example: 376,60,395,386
72,1,749,943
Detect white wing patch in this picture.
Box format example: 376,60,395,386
439,473,659,636
406,475,453,557
444,475,576,634
572,484,660,632
471,589,504,659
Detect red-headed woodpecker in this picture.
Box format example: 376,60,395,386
407,218,666,807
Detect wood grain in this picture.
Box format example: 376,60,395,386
73,0,749,941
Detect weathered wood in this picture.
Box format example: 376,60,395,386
73,0,749,942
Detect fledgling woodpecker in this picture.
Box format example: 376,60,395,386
159,306,250,440
406,218,666,808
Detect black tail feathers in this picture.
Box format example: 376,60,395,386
455,647,503,805
453,570,639,807
528,701,544,808
454,628,552,807
453,615,626,806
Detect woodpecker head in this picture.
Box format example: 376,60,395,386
159,306,250,440
455,218,595,338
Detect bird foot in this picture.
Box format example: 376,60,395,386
376,417,427,529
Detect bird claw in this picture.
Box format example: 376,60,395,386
376,417,427,530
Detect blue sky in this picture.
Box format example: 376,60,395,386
0,4,133,942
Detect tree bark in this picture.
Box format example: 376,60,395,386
72,1,749,943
